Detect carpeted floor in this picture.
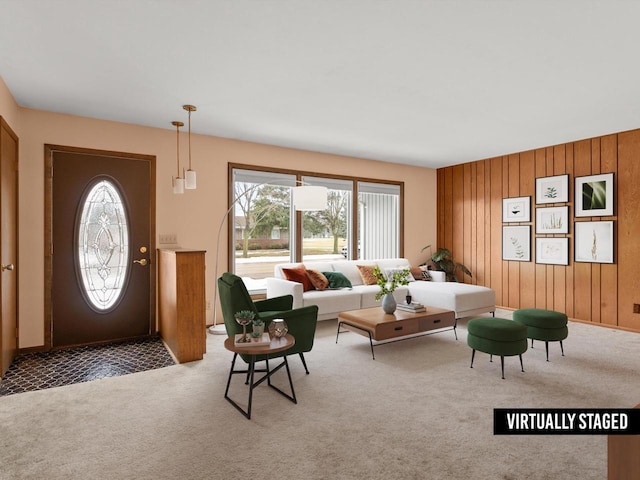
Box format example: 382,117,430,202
0,336,175,396
1,309,639,479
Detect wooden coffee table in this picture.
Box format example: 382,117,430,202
336,306,456,359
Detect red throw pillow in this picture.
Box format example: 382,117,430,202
282,265,314,291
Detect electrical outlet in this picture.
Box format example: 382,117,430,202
634,304,640,314
206,301,211,310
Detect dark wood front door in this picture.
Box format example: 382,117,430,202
46,145,156,348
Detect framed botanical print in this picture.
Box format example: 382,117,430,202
502,225,531,261
575,173,614,217
536,237,569,265
574,221,614,263
502,196,531,223
535,206,569,234
536,174,569,204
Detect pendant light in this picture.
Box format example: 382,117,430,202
183,104,197,189
172,120,185,194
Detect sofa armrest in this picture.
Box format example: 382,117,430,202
429,271,446,282
266,277,304,309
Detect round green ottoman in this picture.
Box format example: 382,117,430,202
467,317,528,379
513,308,568,361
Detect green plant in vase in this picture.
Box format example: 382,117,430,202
252,318,265,336
373,266,410,314
234,310,255,343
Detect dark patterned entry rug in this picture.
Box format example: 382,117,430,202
0,336,175,396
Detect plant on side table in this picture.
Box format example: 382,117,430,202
234,310,255,343
252,318,265,336
421,245,472,282
373,266,410,314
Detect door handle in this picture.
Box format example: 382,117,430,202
1,263,14,272
133,259,148,266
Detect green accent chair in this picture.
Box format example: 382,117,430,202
467,317,528,379
513,308,568,361
217,272,319,373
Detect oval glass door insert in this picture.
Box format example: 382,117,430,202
76,179,130,312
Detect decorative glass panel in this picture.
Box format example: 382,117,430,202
77,179,130,311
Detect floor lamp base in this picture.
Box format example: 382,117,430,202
208,324,227,335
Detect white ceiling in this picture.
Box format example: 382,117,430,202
1,1,639,168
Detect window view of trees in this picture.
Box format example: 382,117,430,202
231,167,401,290
234,183,291,259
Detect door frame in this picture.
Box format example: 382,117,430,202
1,116,19,374
44,144,156,350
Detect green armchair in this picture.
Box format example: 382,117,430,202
217,272,319,373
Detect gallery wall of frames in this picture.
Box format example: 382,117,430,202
436,128,640,332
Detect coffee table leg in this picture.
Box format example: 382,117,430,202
368,332,375,360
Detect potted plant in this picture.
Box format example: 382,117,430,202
421,245,472,282
373,266,410,314
234,310,255,343
252,318,265,336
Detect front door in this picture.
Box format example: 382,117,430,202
46,145,156,348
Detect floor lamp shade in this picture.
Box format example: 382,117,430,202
293,185,327,211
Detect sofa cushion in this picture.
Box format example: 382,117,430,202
304,288,360,313
306,269,329,291
334,262,368,286
356,265,378,285
282,265,314,291
323,271,352,289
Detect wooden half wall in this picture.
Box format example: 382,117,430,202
437,128,640,332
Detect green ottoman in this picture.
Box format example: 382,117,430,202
513,308,568,362
467,317,528,379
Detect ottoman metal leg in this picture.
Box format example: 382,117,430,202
500,356,505,379
560,340,565,356
519,354,524,372
470,349,476,368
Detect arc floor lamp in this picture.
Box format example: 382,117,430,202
208,182,328,334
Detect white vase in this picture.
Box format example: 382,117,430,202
381,293,397,314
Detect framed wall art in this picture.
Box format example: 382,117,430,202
535,206,569,234
574,221,614,263
502,225,531,261
535,237,569,265
535,174,569,204
575,173,614,217
502,196,531,223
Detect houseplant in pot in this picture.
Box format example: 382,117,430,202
421,245,472,282
234,310,255,343
373,266,410,314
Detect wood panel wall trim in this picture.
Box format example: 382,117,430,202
437,129,639,332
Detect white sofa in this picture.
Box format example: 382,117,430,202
266,258,496,321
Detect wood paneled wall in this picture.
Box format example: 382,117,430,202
437,128,640,333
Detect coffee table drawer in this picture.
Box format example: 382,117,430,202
375,319,419,340
418,313,455,332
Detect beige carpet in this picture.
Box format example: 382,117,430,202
1,309,639,479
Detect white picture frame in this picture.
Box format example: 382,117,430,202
502,196,531,223
535,237,569,265
536,174,569,204
535,206,569,234
502,225,531,261
574,221,614,263
575,173,614,217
